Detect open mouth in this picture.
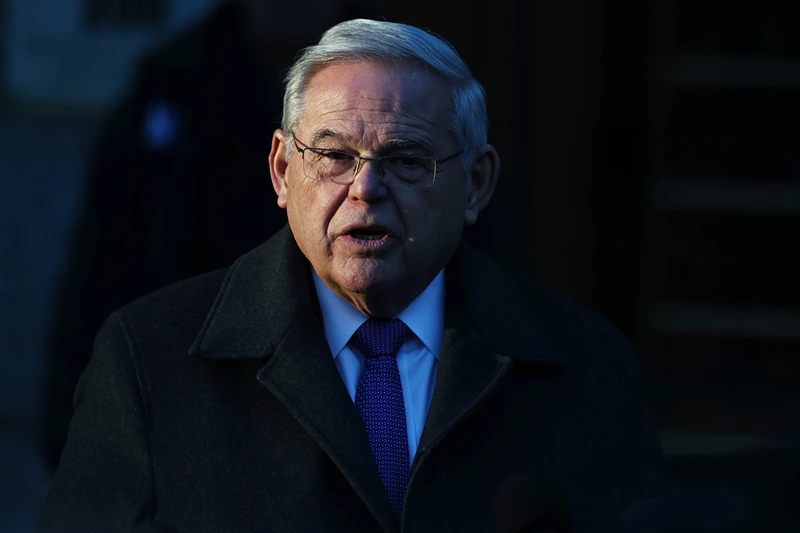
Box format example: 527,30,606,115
348,229,389,241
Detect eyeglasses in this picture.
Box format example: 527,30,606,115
292,136,460,188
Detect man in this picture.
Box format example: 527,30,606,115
39,0,384,473
39,19,673,533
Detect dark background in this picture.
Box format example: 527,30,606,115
1,0,798,531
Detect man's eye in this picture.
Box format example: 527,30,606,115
389,156,433,169
396,157,420,167
322,150,353,161
386,156,426,168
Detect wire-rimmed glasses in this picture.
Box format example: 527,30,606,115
292,136,460,188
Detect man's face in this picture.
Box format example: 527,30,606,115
269,61,477,312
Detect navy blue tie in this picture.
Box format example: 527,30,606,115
352,318,411,521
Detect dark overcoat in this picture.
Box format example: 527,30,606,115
39,226,673,533
40,1,288,472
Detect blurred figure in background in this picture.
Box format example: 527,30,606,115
39,0,385,473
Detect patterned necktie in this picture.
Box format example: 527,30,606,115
352,318,412,521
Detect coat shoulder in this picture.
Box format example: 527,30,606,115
520,275,628,339
511,272,638,368
456,242,637,368
116,267,229,333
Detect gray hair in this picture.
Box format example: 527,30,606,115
281,18,488,173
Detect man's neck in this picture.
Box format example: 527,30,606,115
321,275,441,320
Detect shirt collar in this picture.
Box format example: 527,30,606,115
311,269,445,359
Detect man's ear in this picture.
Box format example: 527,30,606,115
268,129,291,209
464,144,500,226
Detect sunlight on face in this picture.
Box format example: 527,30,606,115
272,61,472,314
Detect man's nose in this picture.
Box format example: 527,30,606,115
349,158,388,202
353,157,384,179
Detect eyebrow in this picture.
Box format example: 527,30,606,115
309,129,435,154
309,129,349,146
384,138,435,154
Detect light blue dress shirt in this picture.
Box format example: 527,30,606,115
311,270,444,464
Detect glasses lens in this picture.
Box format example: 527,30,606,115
304,149,357,183
300,147,438,187
382,156,436,187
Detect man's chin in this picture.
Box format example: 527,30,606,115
339,276,396,296
333,262,402,296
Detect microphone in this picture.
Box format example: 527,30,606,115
493,474,572,533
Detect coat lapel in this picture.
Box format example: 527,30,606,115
414,241,566,469
414,313,514,466
190,226,398,531
256,311,399,531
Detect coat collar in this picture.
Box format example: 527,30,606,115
443,237,565,365
190,225,565,366
190,225,313,359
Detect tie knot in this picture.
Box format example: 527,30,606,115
352,318,410,359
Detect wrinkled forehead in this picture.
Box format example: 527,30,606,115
295,60,456,143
